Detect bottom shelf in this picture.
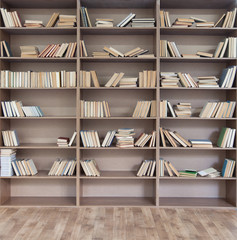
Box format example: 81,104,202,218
80,197,156,207
159,197,236,209
1,197,76,207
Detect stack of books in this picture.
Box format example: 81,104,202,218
79,70,100,87
0,8,22,27
57,15,76,27
80,100,111,118
219,66,237,88
0,149,16,176
79,40,88,57
38,43,77,58
137,160,156,177
138,70,157,87
217,127,236,148
160,100,176,117
196,51,213,58
159,159,180,177
160,40,181,57
80,130,100,147
172,18,194,27
24,20,44,27
12,159,38,176
57,137,69,147
135,131,156,147
198,168,220,178
48,159,76,176
119,78,137,88
132,100,156,118
117,13,136,27
1,101,44,117
222,159,235,177
46,13,59,27
188,139,213,148
102,130,116,147
105,72,125,87
160,72,180,88
95,19,113,27
80,7,92,27
20,46,39,58
80,159,100,176
174,102,192,117
115,128,135,148
179,170,197,177
131,18,155,27
0,40,12,57
2,130,20,147
159,10,171,27
92,51,110,58
215,9,237,28
197,76,219,88
199,101,236,118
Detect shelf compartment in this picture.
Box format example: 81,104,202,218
80,147,156,150
160,57,237,63
80,57,156,62
80,197,155,206
159,177,236,181
80,117,157,120
0,116,76,119
0,143,77,149
160,117,237,120
160,147,237,151
80,87,157,90
0,57,77,63
160,88,237,91
0,88,77,90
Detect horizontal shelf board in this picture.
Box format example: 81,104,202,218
0,116,76,120
80,197,155,207
160,177,235,180
80,117,157,120
0,87,77,90
80,171,156,179
80,147,156,150
0,170,76,179
80,87,157,90
0,27,76,35
0,143,76,149
160,147,237,151
80,27,156,35
159,197,235,208
80,57,157,62
0,57,77,62
160,87,237,91
2,197,76,207
160,57,237,63
160,117,237,120
160,27,237,36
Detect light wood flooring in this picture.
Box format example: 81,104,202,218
0,207,237,240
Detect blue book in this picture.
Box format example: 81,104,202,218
221,159,228,177
219,67,232,87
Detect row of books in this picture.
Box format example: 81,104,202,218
0,70,76,88
80,7,92,27
57,132,77,147
12,159,38,176
80,159,100,176
80,130,100,147
132,100,156,118
200,101,236,118
137,160,156,177
215,37,237,58
172,18,215,28
139,70,157,87
0,8,22,27
105,72,125,87
1,101,44,117
217,128,236,148
2,130,19,147
80,100,111,118
48,159,76,176
222,159,236,177
134,131,156,147
0,40,12,57
79,70,100,87
0,149,15,176
79,40,88,57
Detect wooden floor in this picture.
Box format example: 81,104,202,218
0,207,237,240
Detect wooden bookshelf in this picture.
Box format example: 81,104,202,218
0,0,236,208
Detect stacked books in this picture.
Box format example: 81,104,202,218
196,51,213,58
95,19,113,27
159,10,171,27
115,128,135,148
0,8,22,27
197,76,219,88
57,15,76,27
20,46,39,58
1,101,44,117
219,66,237,88
117,13,136,27
80,7,92,27
172,18,195,27
199,101,236,118
80,100,111,118
92,51,110,58
79,70,100,87
0,70,76,88
160,127,191,148
159,159,180,177
80,130,100,147
0,40,12,57
133,100,156,118
160,40,181,57
174,102,192,117
179,170,197,177
79,40,88,57
198,168,220,178
38,42,77,58
160,72,180,88
48,159,76,176
24,20,44,28
119,78,137,88
46,13,59,27
2,130,20,146
138,70,157,87
131,18,155,27
105,72,125,87
188,139,213,148
217,127,236,148
134,131,156,147
0,149,16,176
137,160,156,177
160,100,176,117
215,9,237,28
80,159,100,176
221,159,235,177
102,130,116,147
57,137,69,147
12,159,38,176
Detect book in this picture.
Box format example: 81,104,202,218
0,8,22,27
46,12,59,27
81,159,100,176
80,130,101,147
117,13,136,27
49,159,76,176
80,7,91,27
0,149,16,176
137,160,156,177
217,128,235,148
2,130,20,146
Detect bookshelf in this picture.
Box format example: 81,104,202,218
0,0,236,208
